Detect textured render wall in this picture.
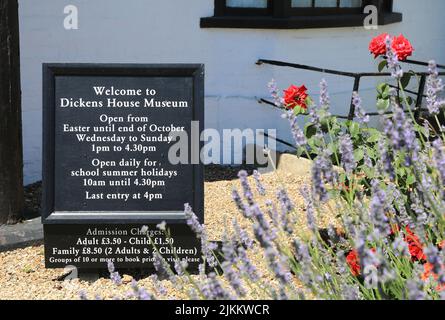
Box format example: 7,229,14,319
19,0,445,184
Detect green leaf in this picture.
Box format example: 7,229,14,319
366,147,376,159
377,83,390,99
328,142,338,155
406,175,416,185
367,132,381,143
349,122,360,138
293,105,303,115
354,149,365,162
378,60,388,72
400,73,412,89
362,166,375,179
377,98,390,111
304,123,317,139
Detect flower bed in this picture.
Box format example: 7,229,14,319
84,34,445,300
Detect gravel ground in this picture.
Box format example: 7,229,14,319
0,165,340,300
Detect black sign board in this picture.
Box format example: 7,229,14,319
42,64,204,269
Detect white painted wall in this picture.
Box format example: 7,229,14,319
19,0,445,184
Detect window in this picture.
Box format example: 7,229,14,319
201,0,402,29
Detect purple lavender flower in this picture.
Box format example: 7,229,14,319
237,246,261,282
410,192,429,226
300,186,317,234
198,277,214,300
187,288,199,300
277,188,294,214
335,250,348,275
232,189,251,218
250,204,273,236
198,263,206,276
268,79,284,107
222,237,237,264
265,246,291,285
352,92,370,124
321,149,337,183
312,160,328,202
265,200,280,228
253,222,273,248
174,259,189,276
253,170,266,196
292,240,315,286
238,170,255,206
369,180,390,239
341,285,361,300
319,79,331,111
184,203,204,236
222,262,246,297
293,240,310,263
378,140,395,180
311,150,337,202
130,280,153,300
339,134,356,175
426,60,445,115
232,218,253,249
385,35,404,79
276,188,295,234
309,104,321,129
152,251,169,278
272,287,289,300
433,139,445,186
364,150,373,168
79,290,88,300
389,184,412,227
406,279,428,300
107,260,115,273
207,272,234,300
392,235,410,257
282,110,308,148
384,103,419,166
201,228,218,268
149,274,168,296
414,156,439,212
107,261,122,285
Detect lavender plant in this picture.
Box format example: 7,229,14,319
84,38,445,301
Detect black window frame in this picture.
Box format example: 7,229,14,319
201,0,402,29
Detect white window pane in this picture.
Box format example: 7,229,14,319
314,0,337,7
226,0,268,8
292,0,312,8
340,0,362,7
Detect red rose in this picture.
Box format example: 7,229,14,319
369,33,414,61
421,263,445,292
392,34,414,61
346,250,361,276
369,33,390,58
404,226,426,262
283,85,308,110
346,248,377,276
